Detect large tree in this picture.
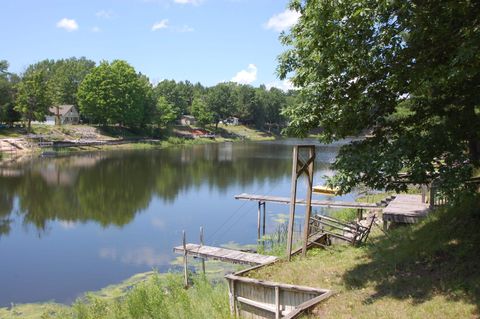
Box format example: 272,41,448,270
206,83,237,129
15,69,51,132
0,60,21,125
279,0,480,196
49,57,95,106
77,60,153,127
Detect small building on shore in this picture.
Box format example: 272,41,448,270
180,115,197,126
47,105,80,125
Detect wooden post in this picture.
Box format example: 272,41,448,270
200,226,205,275
228,279,235,315
301,147,315,257
286,146,299,261
262,202,266,236
356,208,363,221
287,145,316,260
183,230,188,288
257,201,262,240
275,286,280,319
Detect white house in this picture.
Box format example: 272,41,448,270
47,105,80,125
180,115,197,126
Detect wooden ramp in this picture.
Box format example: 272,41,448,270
173,244,278,265
235,193,382,210
383,194,430,225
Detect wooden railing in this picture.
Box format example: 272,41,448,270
225,272,332,319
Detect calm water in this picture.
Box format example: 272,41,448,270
0,139,352,306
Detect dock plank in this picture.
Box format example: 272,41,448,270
173,244,278,265
383,195,430,224
235,193,382,210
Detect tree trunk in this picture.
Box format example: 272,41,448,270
469,139,479,165
27,118,31,133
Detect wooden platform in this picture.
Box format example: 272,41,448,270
235,193,382,210
173,244,278,265
383,194,430,224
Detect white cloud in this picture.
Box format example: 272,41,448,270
96,10,114,19
177,25,194,32
152,19,169,31
266,79,295,91
174,0,203,5
231,64,257,85
264,9,300,32
91,26,101,33
56,18,79,32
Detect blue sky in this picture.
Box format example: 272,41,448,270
1,0,299,88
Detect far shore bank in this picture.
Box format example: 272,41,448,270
0,123,280,162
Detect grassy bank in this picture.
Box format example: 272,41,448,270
247,195,480,318
0,124,278,158
0,272,232,319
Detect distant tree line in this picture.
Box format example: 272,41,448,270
0,58,296,132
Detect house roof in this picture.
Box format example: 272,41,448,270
49,105,75,116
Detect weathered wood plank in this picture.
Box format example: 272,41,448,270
235,193,382,209
225,274,330,294
383,194,430,225
174,244,278,265
283,291,334,319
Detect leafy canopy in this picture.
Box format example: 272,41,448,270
77,60,154,127
14,68,52,131
280,0,480,196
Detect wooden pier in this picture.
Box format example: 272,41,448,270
383,194,430,228
174,244,278,266
235,193,382,210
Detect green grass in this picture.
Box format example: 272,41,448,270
215,124,277,141
247,195,480,318
0,273,232,319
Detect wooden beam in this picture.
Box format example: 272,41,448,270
174,244,278,265
302,147,315,257
275,286,280,319
286,146,299,261
182,230,188,288
199,226,205,275
283,291,334,319
224,274,331,294
257,201,261,240
234,193,382,210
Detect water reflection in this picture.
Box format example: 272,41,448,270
0,140,342,305
0,142,336,236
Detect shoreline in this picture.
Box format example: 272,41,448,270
0,124,280,163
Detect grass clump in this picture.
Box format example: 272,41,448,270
248,194,480,318
65,274,231,319
77,274,229,319
0,273,231,319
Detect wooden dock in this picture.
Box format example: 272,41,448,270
383,194,430,226
235,193,382,210
173,244,278,265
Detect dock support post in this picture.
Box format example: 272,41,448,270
262,202,266,236
258,201,266,242
183,230,188,288
356,208,363,222
257,201,262,240
200,226,205,275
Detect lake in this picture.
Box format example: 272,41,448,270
0,139,353,307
